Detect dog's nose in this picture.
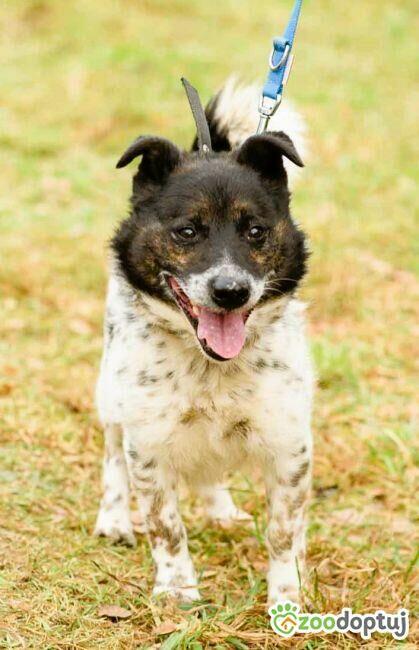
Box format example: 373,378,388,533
210,276,250,309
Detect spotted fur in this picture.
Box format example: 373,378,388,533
94,80,314,606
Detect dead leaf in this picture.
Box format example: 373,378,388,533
252,560,268,572
315,484,339,499
9,599,31,611
2,365,18,377
153,620,178,635
0,383,13,397
7,319,25,330
69,317,93,335
98,604,132,620
331,508,365,526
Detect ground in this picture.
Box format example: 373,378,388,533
0,1,417,648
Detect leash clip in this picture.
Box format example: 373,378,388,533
257,94,281,134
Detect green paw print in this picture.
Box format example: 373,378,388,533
269,601,300,636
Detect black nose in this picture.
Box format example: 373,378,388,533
210,276,250,309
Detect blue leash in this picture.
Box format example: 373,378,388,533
257,0,303,134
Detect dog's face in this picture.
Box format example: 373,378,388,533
113,133,308,361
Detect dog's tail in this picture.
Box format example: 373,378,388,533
197,77,307,185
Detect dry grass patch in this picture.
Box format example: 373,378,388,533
0,0,418,647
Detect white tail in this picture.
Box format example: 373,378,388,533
209,77,307,185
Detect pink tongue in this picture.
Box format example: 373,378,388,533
196,308,246,359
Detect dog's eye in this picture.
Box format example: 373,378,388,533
247,225,266,241
173,226,197,242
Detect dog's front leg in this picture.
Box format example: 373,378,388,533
125,439,200,602
264,445,311,607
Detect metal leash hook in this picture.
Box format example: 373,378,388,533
257,95,280,135
257,0,303,134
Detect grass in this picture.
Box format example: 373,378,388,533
0,0,418,647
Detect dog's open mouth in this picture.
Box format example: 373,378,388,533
167,277,249,361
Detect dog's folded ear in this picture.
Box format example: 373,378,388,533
236,131,303,180
116,135,181,184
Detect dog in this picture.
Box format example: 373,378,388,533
94,79,313,607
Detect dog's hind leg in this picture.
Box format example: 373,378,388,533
198,483,252,526
94,423,136,547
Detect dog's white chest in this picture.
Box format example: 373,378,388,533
162,372,262,480
96,274,313,484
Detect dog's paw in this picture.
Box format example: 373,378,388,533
153,583,201,603
94,523,137,547
267,585,300,609
210,507,253,528
94,510,137,547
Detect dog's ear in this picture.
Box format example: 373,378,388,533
116,135,181,185
236,131,303,180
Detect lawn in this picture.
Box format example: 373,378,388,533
0,0,417,648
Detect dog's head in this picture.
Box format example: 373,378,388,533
113,132,308,361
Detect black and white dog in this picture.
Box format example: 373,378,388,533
94,79,313,606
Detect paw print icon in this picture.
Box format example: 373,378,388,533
269,601,300,637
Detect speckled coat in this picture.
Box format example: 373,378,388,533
94,80,314,606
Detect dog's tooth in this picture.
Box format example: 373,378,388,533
191,304,200,317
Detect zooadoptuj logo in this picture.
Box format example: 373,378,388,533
269,601,409,641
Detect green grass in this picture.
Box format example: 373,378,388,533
0,0,418,647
